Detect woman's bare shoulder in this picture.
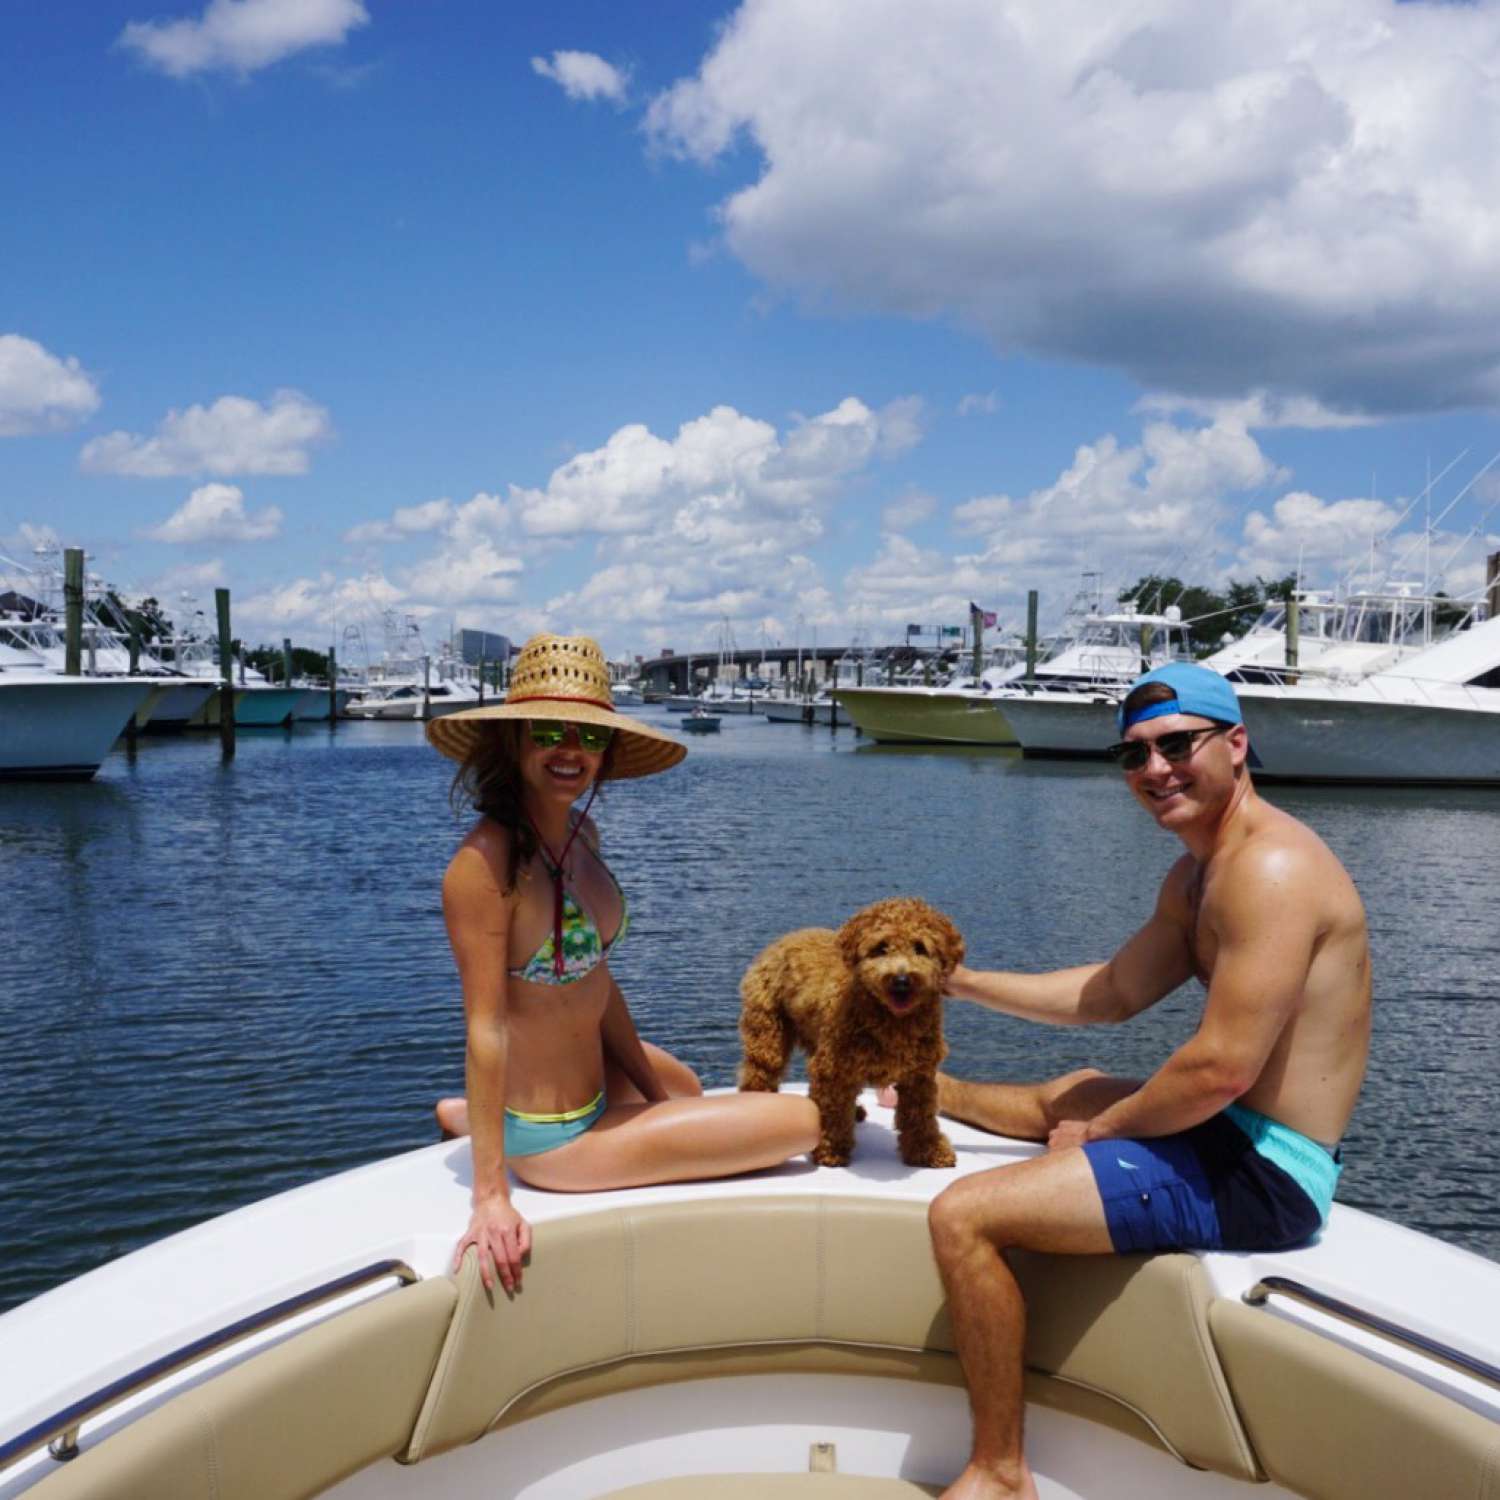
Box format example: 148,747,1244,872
445,819,516,900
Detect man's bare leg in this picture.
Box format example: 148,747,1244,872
928,1148,1115,1499
877,1068,1141,1141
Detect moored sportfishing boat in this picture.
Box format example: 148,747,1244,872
0,646,154,781
2,1090,1496,1499
1235,613,1500,785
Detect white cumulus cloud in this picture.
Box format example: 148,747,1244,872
345,498,457,545
648,0,1500,415
531,50,630,104
80,389,332,478
0,335,101,436
513,395,916,539
120,0,370,79
146,483,283,543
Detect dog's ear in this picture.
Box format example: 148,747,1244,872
931,909,965,971
838,905,878,969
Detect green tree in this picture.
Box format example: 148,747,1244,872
244,643,331,682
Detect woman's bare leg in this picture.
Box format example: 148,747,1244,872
607,1041,704,1102
510,1091,820,1192
436,1041,702,1139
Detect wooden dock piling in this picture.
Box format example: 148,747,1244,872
1025,590,1039,683
63,548,84,676
328,646,338,726
216,588,235,760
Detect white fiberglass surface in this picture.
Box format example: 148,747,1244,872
321,1377,1299,1500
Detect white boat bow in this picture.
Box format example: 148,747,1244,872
1,1089,1495,1498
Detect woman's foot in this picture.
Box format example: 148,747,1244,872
436,1097,470,1139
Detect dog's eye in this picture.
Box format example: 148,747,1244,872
868,941,887,958
914,940,928,956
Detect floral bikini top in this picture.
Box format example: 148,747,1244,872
507,823,629,987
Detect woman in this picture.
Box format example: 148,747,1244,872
428,634,819,1294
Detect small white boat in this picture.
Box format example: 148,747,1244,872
679,707,722,733
761,691,848,727
1,1090,1495,1498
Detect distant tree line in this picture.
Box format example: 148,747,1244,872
1117,574,1298,655
243,644,332,682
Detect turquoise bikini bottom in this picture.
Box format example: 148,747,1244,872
504,1091,607,1159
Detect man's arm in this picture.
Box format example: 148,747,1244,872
1068,846,1318,1144
951,863,1197,1025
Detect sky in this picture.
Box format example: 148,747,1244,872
4,0,1500,663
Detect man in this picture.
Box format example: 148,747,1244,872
926,661,1371,1500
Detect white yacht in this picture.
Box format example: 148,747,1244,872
0,644,154,781
1237,613,1500,784
1207,588,1459,686
1,1090,1495,1498
996,608,1192,757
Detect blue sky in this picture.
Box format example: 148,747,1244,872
4,0,1500,660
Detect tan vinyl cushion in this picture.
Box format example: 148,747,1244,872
1210,1299,1500,1500
405,1194,1260,1481
29,1277,456,1500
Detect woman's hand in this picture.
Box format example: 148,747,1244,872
453,1192,532,1293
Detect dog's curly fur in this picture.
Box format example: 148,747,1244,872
737,897,964,1168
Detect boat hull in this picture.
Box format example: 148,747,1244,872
995,692,1118,757
835,687,1017,745
1239,687,1500,784
761,697,848,726
0,677,152,780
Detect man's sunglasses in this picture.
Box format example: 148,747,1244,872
1106,724,1229,772
528,719,614,753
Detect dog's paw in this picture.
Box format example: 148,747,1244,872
901,1133,956,1169
812,1144,852,1168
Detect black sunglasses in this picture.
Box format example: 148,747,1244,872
1106,724,1230,772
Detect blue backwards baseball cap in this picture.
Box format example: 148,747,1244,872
1116,662,1243,735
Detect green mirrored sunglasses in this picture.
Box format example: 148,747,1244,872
528,719,614,753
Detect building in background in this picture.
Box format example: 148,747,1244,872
456,629,510,667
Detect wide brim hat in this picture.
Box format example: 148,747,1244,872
425,633,685,780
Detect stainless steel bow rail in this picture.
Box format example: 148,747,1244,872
0,1258,419,1472
1244,1275,1500,1391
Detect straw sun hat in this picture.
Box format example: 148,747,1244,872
425,633,686,781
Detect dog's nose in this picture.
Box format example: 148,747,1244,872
890,972,912,993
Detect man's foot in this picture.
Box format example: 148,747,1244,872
939,1459,1040,1500
435,1097,469,1139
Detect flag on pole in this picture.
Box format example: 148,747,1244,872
969,602,998,628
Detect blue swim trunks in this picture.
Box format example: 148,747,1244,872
1082,1104,1341,1254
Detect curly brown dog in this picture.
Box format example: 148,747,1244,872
737,897,964,1168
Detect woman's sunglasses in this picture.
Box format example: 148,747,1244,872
528,720,614,753
1106,724,1229,772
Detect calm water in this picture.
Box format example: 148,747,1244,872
2,712,1497,1314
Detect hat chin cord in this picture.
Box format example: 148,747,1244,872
524,782,599,979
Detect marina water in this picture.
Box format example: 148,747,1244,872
2,711,1497,1313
